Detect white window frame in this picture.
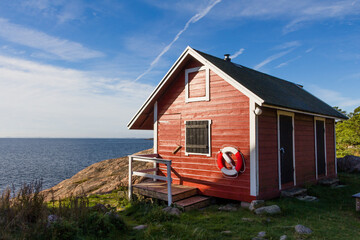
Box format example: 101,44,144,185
184,119,212,157
277,110,296,190
314,117,327,179
185,66,210,103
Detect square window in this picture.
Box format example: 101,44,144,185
185,120,211,156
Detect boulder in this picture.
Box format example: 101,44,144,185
249,200,265,211
41,149,154,201
162,206,181,216
295,224,312,234
254,205,281,215
337,155,360,173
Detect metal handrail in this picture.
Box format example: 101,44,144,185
128,154,173,206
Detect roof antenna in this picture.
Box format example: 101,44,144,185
224,54,231,62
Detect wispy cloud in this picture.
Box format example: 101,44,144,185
230,48,245,59
309,85,360,112
0,18,104,61
305,47,314,53
164,0,360,33
254,48,294,70
276,55,302,68
273,41,301,50
0,54,153,137
134,0,222,82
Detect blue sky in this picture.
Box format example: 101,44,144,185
0,0,359,138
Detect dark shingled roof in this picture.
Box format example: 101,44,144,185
194,49,347,119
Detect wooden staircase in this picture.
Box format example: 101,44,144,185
133,182,210,211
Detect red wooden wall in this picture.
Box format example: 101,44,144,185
157,58,254,202
294,114,316,184
326,119,336,177
258,107,337,199
258,107,279,199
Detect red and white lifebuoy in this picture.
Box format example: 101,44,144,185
217,147,244,176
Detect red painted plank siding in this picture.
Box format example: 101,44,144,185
157,58,252,201
295,114,316,185
258,107,279,199
326,119,336,177
258,108,336,199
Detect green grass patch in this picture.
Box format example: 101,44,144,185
118,173,360,240
2,173,360,239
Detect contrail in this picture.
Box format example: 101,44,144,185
134,0,222,82
230,48,245,60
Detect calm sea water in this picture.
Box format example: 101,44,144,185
0,138,152,192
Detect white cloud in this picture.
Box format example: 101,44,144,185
309,85,360,112
254,48,293,70
275,55,302,68
150,0,360,33
305,47,314,53
230,48,245,59
273,41,301,50
134,0,222,82
0,18,104,61
0,55,154,138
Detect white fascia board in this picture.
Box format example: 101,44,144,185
187,48,264,106
127,46,193,129
128,46,265,128
263,104,341,120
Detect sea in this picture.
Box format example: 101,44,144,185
0,138,153,193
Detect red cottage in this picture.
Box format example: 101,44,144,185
128,46,347,203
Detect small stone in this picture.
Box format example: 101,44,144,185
133,224,147,230
221,230,231,234
318,178,339,186
162,206,181,216
241,201,251,209
281,188,307,197
47,214,60,227
296,195,318,202
334,184,346,188
258,231,266,237
252,237,266,240
218,203,237,211
254,205,281,215
279,235,287,240
242,217,254,222
249,200,265,211
295,224,312,234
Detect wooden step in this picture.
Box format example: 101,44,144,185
133,182,198,202
174,195,211,212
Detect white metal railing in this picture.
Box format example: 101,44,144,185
128,154,173,206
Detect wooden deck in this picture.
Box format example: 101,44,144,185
133,182,198,202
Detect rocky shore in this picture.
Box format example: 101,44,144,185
42,148,153,201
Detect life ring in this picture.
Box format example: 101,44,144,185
217,147,244,176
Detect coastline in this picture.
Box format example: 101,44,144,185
42,148,153,201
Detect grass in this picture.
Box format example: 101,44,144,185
1,173,360,239
118,173,360,240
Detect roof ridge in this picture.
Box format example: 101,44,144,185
192,48,300,87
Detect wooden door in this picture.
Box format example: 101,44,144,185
279,115,294,185
316,120,326,176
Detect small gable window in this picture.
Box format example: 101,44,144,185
185,66,210,102
185,120,211,156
